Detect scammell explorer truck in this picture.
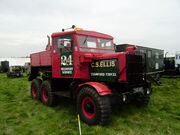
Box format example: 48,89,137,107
29,26,152,125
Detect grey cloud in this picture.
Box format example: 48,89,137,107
0,0,180,57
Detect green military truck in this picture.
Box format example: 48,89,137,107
7,66,24,78
116,44,164,85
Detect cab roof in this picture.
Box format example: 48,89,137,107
51,30,113,40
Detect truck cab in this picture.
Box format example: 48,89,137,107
30,29,116,79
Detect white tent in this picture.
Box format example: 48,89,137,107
0,58,30,66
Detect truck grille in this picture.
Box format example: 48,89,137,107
126,54,144,83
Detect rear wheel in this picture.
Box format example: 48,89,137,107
40,80,57,106
77,87,111,125
31,78,42,100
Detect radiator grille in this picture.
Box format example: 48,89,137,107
126,54,144,83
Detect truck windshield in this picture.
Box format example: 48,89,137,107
78,35,114,52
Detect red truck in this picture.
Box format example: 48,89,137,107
29,26,152,125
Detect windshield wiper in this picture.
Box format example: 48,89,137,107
83,36,88,46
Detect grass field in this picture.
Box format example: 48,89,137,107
0,73,179,135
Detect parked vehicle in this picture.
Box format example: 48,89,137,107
175,52,180,69
7,66,23,78
164,52,180,75
29,26,152,125
116,44,164,85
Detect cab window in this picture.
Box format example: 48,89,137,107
58,34,73,52
97,39,113,49
78,36,97,48
78,35,114,53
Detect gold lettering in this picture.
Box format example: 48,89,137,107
91,60,116,68
109,61,112,67
106,61,110,67
95,62,99,67
91,62,95,68
100,61,103,67
104,61,107,67
103,62,105,67
111,61,115,67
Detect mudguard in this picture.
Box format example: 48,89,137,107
78,82,111,96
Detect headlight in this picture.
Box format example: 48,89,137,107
146,88,151,95
122,94,127,102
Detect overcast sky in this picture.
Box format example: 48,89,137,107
0,0,180,57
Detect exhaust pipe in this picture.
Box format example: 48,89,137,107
47,35,50,46
46,35,51,51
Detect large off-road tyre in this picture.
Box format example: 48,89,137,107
136,95,150,107
40,80,58,106
77,87,111,125
31,78,42,100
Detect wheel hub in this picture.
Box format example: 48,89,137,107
84,102,94,113
42,88,48,102
81,97,96,119
32,85,37,97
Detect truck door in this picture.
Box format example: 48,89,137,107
58,34,74,77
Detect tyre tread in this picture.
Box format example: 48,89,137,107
77,86,111,125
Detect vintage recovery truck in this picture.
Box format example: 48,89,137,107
29,26,152,125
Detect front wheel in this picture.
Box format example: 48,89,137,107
77,87,111,125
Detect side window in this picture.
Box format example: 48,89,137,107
139,49,145,55
53,36,72,53
57,35,73,52
97,39,113,49
140,49,144,53
155,52,159,59
58,38,71,48
148,50,152,58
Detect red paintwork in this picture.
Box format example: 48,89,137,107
118,53,127,81
78,82,111,96
31,84,37,98
81,97,96,119
30,29,137,96
51,30,113,40
42,88,48,102
31,50,51,66
126,46,137,54
52,53,60,77
77,51,127,81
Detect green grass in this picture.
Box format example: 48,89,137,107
0,73,180,135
